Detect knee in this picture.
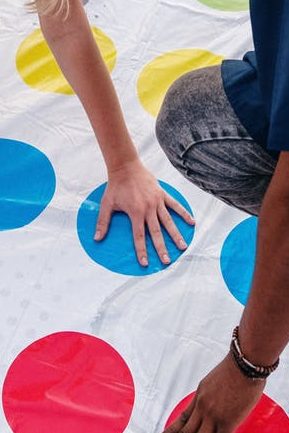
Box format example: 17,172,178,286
156,74,187,135
155,82,176,153
156,66,220,148
155,105,171,157
155,74,189,161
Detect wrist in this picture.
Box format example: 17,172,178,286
107,156,143,178
238,323,281,366
98,134,140,176
225,353,267,388
229,326,279,381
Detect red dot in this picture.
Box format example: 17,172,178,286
165,392,289,432
2,332,135,433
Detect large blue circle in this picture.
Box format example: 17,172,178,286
77,181,195,276
0,138,56,231
220,217,258,305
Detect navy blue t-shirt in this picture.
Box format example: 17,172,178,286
222,0,289,153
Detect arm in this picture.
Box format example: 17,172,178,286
164,151,289,433
38,0,194,265
239,151,289,365
39,0,138,172
239,0,289,357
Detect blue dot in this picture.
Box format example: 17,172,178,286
220,217,258,305
0,138,56,231
77,181,195,276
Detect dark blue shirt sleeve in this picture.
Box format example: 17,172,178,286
250,0,289,151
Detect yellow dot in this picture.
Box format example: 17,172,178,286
137,49,224,117
16,27,117,95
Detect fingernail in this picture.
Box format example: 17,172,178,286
189,215,196,225
141,257,148,267
179,239,187,250
163,254,171,264
94,230,101,241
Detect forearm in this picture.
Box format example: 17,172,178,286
39,0,138,172
239,152,289,366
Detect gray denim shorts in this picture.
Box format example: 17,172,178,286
155,65,279,216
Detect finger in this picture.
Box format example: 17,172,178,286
94,200,113,241
162,397,197,433
131,216,148,267
194,420,215,433
147,213,171,265
165,194,195,226
158,204,188,251
181,413,202,433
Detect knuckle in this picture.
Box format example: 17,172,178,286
132,208,144,219
146,199,158,210
151,226,162,235
180,410,190,424
97,219,107,227
195,398,221,426
172,199,180,208
182,209,189,219
162,214,172,225
135,231,145,241
146,203,155,212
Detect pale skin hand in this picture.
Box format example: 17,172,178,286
95,159,195,266
38,0,194,266
163,151,289,433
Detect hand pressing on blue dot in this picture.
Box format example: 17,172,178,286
94,159,195,266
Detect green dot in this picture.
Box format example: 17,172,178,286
198,0,249,11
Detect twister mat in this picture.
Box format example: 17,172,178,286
0,0,289,432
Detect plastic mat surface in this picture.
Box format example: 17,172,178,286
0,1,289,432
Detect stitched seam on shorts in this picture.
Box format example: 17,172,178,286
180,136,255,158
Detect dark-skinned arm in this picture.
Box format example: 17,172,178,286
164,151,289,433
239,151,289,365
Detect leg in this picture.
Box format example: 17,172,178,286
156,65,279,216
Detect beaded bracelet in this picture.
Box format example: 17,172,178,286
230,326,280,380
